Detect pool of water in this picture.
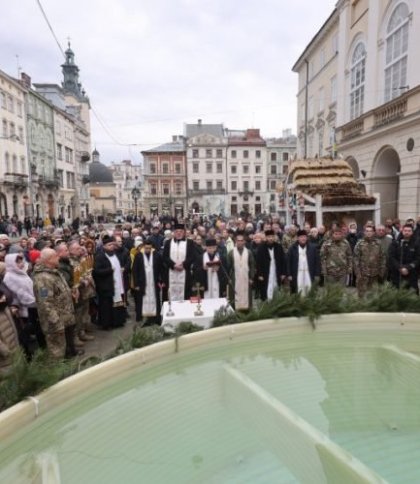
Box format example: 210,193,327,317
1,328,420,483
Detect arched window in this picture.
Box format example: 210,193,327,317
4,152,10,173
12,155,18,173
20,156,26,174
385,3,410,102
350,42,366,120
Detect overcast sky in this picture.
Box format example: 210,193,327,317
0,0,336,164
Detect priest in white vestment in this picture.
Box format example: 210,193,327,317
162,224,195,302
195,239,228,299
227,232,255,311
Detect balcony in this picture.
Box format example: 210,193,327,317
3,173,29,189
340,118,364,141
38,175,60,189
188,188,226,196
374,97,407,128
79,151,90,162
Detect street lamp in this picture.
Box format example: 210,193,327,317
131,186,140,220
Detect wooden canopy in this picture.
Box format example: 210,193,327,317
289,158,375,206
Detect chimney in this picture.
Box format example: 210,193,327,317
197,119,202,126
246,128,260,139
20,72,31,89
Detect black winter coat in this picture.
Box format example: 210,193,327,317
93,252,115,297
388,237,420,291
256,243,286,300
286,242,320,294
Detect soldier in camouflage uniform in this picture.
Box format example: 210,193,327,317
320,227,353,286
353,226,386,297
33,248,76,359
281,225,297,253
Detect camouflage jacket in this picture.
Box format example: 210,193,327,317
353,238,386,278
282,234,297,253
32,264,75,333
320,239,353,277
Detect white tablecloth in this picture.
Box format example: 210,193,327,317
161,297,231,333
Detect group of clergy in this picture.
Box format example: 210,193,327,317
130,224,319,323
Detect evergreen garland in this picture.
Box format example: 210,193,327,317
0,284,419,412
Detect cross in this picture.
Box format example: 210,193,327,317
67,36,71,48
194,282,204,302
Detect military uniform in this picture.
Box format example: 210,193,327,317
281,234,297,254
320,239,352,285
33,263,75,359
353,237,386,297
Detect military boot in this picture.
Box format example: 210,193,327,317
79,330,94,342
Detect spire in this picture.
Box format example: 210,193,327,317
61,41,88,101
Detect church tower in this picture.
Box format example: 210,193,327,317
61,42,88,102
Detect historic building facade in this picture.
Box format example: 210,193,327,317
142,137,187,218
34,43,91,220
109,160,143,216
226,129,267,216
293,0,420,220
266,131,297,219
185,120,227,215
0,69,30,218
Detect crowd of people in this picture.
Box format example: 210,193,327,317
0,213,419,365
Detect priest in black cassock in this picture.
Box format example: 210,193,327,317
162,223,196,301
132,239,163,325
256,230,287,301
194,239,228,299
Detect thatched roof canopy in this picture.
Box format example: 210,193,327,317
289,158,376,206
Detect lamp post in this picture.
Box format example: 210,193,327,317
131,186,140,220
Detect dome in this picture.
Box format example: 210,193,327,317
89,160,114,183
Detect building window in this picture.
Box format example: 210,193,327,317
57,143,63,160
2,119,7,138
65,147,73,163
255,181,261,191
243,150,249,159
175,163,181,174
216,163,223,173
270,180,276,190
163,184,170,195
350,42,366,120
4,152,10,173
206,180,212,190
192,148,199,158
216,180,223,190
283,152,289,162
18,126,24,143
175,183,182,195
206,148,212,158
150,183,157,195
270,152,277,162
320,47,326,69
243,181,249,192
12,155,17,173
162,163,169,174
318,87,325,112
150,163,156,174
192,162,199,174
9,122,15,137
243,165,249,174
283,165,288,175
270,165,277,175
256,150,261,159
255,165,261,174
231,181,237,191
330,75,337,104
231,165,237,174
193,180,199,191
57,169,63,187
231,150,237,159
206,162,212,173
1,92,6,109
216,149,223,158
7,95,14,113
385,3,410,102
